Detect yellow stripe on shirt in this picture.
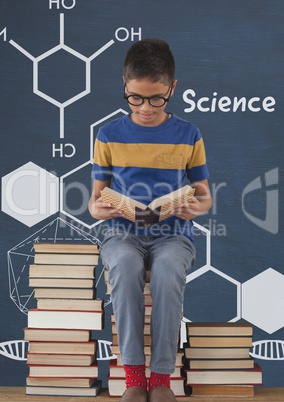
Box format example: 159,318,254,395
94,139,206,170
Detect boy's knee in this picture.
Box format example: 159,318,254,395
149,257,189,289
107,251,145,282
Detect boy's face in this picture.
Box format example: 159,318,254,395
124,79,177,127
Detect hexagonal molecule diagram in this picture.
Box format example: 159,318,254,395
180,221,241,345
1,161,59,227
242,268,284,334
9,13,114,139
7,217,101,314
242,268,284,361
4,216,116,362
60,108,128,229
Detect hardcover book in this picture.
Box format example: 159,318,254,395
101,184,195,225
29,264,95,279
189,384,254,397
184,347,251,359
33,242,99,254
34,287,96,299
186,322,253,337
36,298,103,311
24,328,91,342
26,384,101,397
108,376,186,397
109,360,182,378
26,376,96,387
29,278,95,288
27,353,96,366
184,363,262,385
34,253,99,265
28,341,97,355
28,363,99,377
187,358,255,370
188,336,252,348
27,309,103,330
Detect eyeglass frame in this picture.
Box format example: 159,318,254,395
123,83,173,108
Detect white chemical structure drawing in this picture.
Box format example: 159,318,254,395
5,216,116,362
4,214,284,363
7,217,102,314
8,13,141,140
0,339,115,362
60,108,129,229
2,108,284,355
180,222,241,345
0,340,27,361
9,13,114,139
1,7,283,368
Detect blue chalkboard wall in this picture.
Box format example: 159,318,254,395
0,0,283,387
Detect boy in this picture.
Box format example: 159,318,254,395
89,39,212,402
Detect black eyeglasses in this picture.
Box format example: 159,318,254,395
123,84,173,108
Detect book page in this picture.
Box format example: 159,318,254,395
101,187,147,222
148,185,194,210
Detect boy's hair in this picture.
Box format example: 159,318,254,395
123,39,175,85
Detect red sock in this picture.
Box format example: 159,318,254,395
124,364,147,390
149,372,170,392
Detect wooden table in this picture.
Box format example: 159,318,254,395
1,387,284,401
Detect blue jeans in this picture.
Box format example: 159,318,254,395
100,229,196,374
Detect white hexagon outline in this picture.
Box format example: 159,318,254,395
180,221,241,344
60,160,94,229
184,265,241,321
89,108,129,161
9,13,115,138
1,161,59,227
60,108,128,229
34,44,90,108
242,267,284,334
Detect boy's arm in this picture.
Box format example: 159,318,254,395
88,179,124,221
170,179,212,221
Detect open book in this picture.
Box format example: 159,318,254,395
100,184,195,225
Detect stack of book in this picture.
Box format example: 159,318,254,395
24,242,103,397
183,322,262,397
104,269,186,397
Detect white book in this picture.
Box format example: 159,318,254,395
26,385,101,396
27,309,103,330
28,364,98,377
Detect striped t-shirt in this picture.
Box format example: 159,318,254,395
92,113,209,240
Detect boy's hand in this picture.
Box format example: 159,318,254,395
170,179,212,220
89,197,124,221
169,197,202,220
